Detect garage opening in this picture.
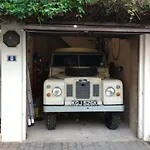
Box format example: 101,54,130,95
25,30,139,142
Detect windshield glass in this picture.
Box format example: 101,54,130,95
52,53,106,67
52,54,78,66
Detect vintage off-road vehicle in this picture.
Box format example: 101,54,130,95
43,47,124,130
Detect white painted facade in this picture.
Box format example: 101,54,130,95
139,34,150,141
1,24,26,142
0,23,150,142
0,30,2,119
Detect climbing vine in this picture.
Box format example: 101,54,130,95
0,0,149,23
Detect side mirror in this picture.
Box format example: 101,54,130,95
109,63,123,77
118,66,123,72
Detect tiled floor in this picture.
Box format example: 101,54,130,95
26,114,137,143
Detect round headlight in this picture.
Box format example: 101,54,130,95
105,87,115,97
52,87,62,96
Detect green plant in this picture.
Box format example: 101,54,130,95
0,0,149,22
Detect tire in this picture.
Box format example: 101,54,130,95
105,113,120,130
65,67,98,77
46,113,56,130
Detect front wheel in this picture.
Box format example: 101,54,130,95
105,112,120,130
46,113,57,130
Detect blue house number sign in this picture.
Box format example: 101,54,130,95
8,56,16,62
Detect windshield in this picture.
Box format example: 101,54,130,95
52,53,106,67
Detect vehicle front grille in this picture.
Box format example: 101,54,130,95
93,85,99,96
66,79,100,99
76,80,90,99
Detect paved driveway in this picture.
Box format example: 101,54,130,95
0,141,150,150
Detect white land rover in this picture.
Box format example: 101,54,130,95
43,48,124,130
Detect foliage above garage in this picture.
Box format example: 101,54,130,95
0,0,150,23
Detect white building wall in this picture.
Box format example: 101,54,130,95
1,23,26,142
142,34,150,141
138,35,144,140
0,30,2,119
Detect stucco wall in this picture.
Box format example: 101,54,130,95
129,37,139,135
108,37,139,134
1,24,26,142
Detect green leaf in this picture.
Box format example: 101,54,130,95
0,0,149,22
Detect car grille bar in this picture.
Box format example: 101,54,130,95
76,80,90,99
66,84,73,97
93,85,99,96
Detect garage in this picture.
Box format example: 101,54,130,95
1,0,150,143
7,23,148,141
20,28,137,142
1,22,150,142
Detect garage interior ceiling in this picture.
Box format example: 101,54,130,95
61,37,96,48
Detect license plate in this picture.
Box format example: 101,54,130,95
71,100,98,106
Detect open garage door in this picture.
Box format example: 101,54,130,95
24,23,141,142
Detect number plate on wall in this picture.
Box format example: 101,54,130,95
7,56,16,62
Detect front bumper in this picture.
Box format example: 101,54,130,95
43,105,124,112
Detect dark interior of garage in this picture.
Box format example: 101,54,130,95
26,31,139,142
